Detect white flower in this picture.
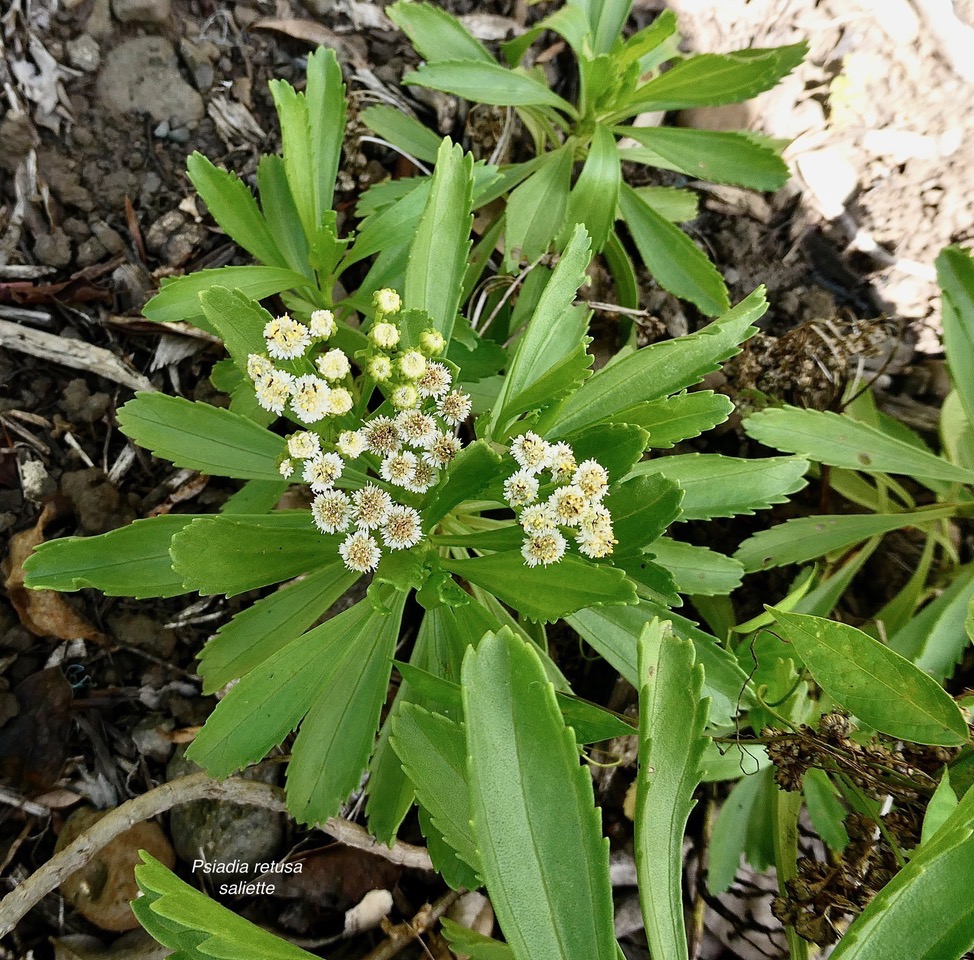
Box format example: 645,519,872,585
303,452,344,492
380,450,418,487
576,527,616,559
352,484,394,529
504,469,539,507
373,288,402,316
316,348,351,381
520,503,557,534
437,390,472,426
287,431,321,460
419,328,446,356
325,387,353,416
573,459,609,500
405,460,438,493
398,350,427,380
395,410,438,447
312,490,353,533
290,375,331,423
548,441,577,481
521,530,567,568
362,416,402,456
549,485,590,527
511,432,553,474
254,370,295,415
336,430,367,458
423,432,461,468
309,309,336,338
392,384,419,410
339,530,381,573
367,354,393,381
279,458,294,479
369,321,400,349
264,314,311,360
247,353,273,380
579,503,613,536
416,361,452,399
382,505,423,550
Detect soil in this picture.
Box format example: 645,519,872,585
2,0,974,958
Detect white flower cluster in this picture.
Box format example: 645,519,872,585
246,291,473,575
503,432,616,567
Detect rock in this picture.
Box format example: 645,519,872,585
60,379,111,423
66,35,100,72
20,460,56,502
85,0,113,38
61,468,133,534
795,146,859,220
0,113,39,173
97,38,203,127
131,713,174,763
179,38,215,91
90,220,125,255
76,236,108,268
144,210,205,267
33,230,72,269
110,0,170,25
107,611,176,658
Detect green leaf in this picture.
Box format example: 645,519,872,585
564,125,620,252
937,246,974,427
143,266,311,326
462,629,617,960
117,393,283,480
636,618,709,960
426,439,504,525
403,61,577,115
620,391,734,447
803,768,849,852
133,852,316,960
405,139,474,342
391,704,481,881
221,478,288,515
501,6,590,65
618,127,789,191
603,228,639,308
941,391,974,471
771,609,969,746
186,598,381,778
305,47,346,223
618,182,729,316
198,287,271,373
22,515,200,599
170,513,334,597
631,453,808,519
649,539,744,596
442,552,636,623
632,185,699,223
286,590,405,823
197,564,358,694
186,153,285,267
604,473,683,556
921,769,958,846
387,1,494,63
567,600,750,728
621,43,807,113
567,422,650,480
504,145,574,264
553,287,764,435
745,407,974,484
618,9,677,68
441,918,515,960
707,769,766,893
256,155,311,278
735,507,956,572
269,78,314,241
359,104,442,164
827,781,974,960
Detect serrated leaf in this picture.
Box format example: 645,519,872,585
286,590,405,823
631,185,699,222
186,153,286,267
605,473,683,556
441,918,515,960
734,507,956,572
649,538,744,596
117,393,283,480
403,61,577,115
143,266,311,326
23,515,201,599
937,246,974,428
359,104,442,164
564,125,620,252
636,618,709,960
405,139,473,342
921,769,958,846
631,453,809,519
387,1,494,63
170,513,336,597
426,439,504,525
553,288,764,436
618,127,789,191
567,422,650,480
504,145,573,264
390,704,481,882
442,552,636,623
618,391,733,447
771,609,969,746
133,853,316,960
707,768,766,894
197,564,358,693
745,406,974,484
198,287,272,374
269,78,314,241
619,182,729,316
603,227,640,308
827,781,974,960
256,155,311,277
305,47,346,226
462,629,617,960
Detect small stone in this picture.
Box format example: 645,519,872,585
85,0,113,37
153,119,170,139
131,714,175,763
90,220,125,255
795,146,858,220
111,0,171,24
233,4,259,27
168,126,190,144
61,467,133,534
60,379,111,423
33,229,72,269
66,35,100,72
76,236,108,268
107,611,176,658
20,460,57,502
145,210,205,267
179,38,215,91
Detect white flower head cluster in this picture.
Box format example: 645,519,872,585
503,432,616,567
253,291,473,576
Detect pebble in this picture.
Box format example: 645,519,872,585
20,460,56,502
33,229,72,268
66,35,100,72
145,210,205,267
110,0,171,24
795,146,859,220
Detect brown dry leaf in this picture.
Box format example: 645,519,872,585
251,19,366,67
2,502,104,642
